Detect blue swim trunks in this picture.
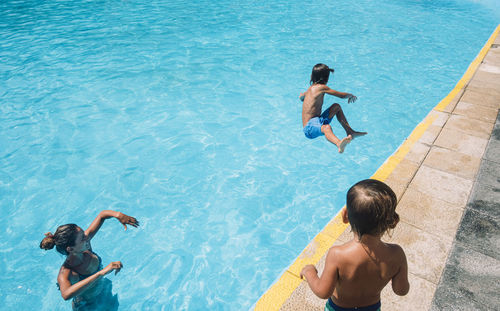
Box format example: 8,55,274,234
303,109,333,139
325,298,381,311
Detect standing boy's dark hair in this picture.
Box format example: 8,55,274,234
346,179,399,238
310,63,334,85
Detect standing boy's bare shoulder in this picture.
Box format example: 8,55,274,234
324,241,354,266
385,242,406,258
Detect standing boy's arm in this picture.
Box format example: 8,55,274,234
391,245,410,296
300,248,338,299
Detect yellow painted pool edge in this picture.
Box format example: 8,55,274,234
435,24,500,111
254,24,500,311
254,211,348,311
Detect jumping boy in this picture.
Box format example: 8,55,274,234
300,179,410,311
300,63,366,153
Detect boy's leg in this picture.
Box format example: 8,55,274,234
321,124,351,153
327,103,367,138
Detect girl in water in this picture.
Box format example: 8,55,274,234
40,210,139,310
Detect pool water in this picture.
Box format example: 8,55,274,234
0,0,498,309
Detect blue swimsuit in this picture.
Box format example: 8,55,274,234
57,252,103,311
325,298,381,311
76,253,103,281
303,109,333,139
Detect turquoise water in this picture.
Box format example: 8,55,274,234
0,0,498,309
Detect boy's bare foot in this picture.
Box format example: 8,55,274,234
338,135,352,153
350,131,367,139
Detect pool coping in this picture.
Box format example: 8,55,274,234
254,24,500,311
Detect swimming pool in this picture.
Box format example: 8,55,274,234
0,0,498,309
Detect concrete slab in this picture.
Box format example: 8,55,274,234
335,226,353,244
430,244,500,310
403,141,431,165
434,128,488,158
384,158,420,200
468,184,500,219
471,69,500,84
422,146,482,180
467,77,500,90
476,159,500,188
386,222,452,284
461,88,500,109
381,272,436,311
280,281,323,311
484,131,500,163
456,208,500,259
453,101,498,123
427,110,450,127
441,89,463,113
411,165,473,206
478,62,500,74
443,114,494,139
397,187,464,240
466,84,500,99
418,125,442,145
384,176,409,202
483,54,500,67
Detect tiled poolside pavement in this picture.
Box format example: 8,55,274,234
256,28,500,311
430,112,500,310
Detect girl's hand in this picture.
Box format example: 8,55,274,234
116,212,139,230
347,94,357,104
300,264,317,279
101,261,123,276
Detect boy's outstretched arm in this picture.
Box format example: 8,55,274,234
391,245,410,296
300,247,338,299
322,85,357,103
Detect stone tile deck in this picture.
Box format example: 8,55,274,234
430,114,500,310
255,26,500,311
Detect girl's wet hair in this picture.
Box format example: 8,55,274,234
310,63,334,85
346,179,399,238
40,224,79,255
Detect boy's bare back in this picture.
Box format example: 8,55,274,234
301,84,328,127
324,236,408,307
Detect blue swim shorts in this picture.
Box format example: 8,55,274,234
303,109,332,139
325,298,381,311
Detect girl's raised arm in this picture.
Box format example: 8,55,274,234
85,210,139,240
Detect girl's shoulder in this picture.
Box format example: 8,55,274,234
58,263,79,283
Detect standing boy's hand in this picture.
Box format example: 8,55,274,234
300,264,318,279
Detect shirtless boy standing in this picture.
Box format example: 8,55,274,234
301,63,366,153
301,179,410,310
